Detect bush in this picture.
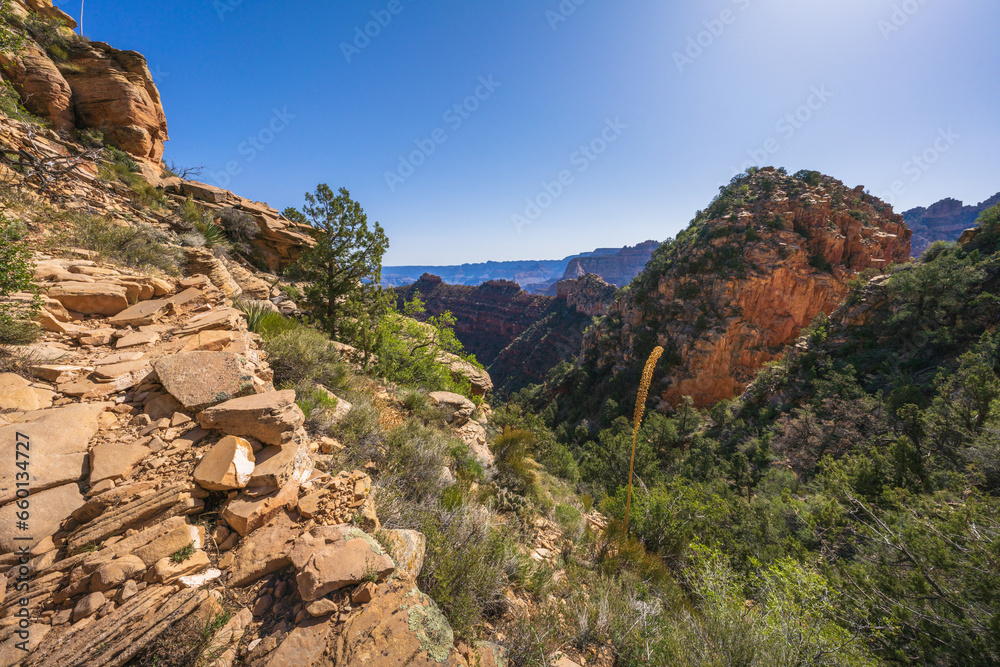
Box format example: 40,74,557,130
218,207,259,254
0,215,40,344
54,214,183,275
261,324,349,390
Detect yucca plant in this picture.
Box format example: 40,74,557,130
624,346,663,535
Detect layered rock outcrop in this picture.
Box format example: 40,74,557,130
579,168,911,409
1,0,169,172
904,192,1000,257
556,240,658,290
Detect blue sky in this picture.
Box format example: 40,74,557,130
56,1,999,265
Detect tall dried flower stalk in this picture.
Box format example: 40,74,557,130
624,345,663,535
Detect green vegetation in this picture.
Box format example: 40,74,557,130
285,184,389,337
493,202,1000,665
0,215,39,344
170,543,195,563
51,212,183,275
98,146,167,209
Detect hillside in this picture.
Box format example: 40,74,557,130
904,191,1000,256
565,167,910,416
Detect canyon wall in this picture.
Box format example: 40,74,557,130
904,192,1000,256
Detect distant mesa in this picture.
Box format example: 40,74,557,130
384,240,658,294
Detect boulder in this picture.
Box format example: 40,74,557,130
197,390,304,446
381,529,427,580
145,550,210,584
221,480,300,537
339,579,468,666
154,351,257,411
429,391,476,425
89,555,146,592
289,525,394,601
89,442,151,484
47,282,129,316
193,435,255,491
0,373,54,411
262,618,335,667
226,510,299,587
457,420,494,468
72,592,106,623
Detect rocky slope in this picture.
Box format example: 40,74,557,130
0,0,168,177
0,256,504,666
904,192,1000,257
574,168,911,410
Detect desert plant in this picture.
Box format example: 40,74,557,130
261,324,350,390
218,207,259,254
624,346,663,534
55,213,183,274
0,215,40,344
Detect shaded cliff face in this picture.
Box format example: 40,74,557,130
0,1,168,172
904,192,1000,257
394,275,555,364
577,168,912,410
395,273,617,392
558,240,658,289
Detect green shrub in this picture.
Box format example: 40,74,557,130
0,215,40,344
54,214,183,275
261,324,350,390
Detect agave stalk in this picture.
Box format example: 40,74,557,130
624,345,663,535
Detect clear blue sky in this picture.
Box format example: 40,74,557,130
57,1,999,265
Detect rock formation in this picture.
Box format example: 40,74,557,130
0,0,168,174
554,240,658,291
904,192,1000,257
577,168,911,409
383,241,658,294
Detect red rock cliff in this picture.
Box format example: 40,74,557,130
581,168,911,409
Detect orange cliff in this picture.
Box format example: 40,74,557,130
0,0,168,176
581,168,912,409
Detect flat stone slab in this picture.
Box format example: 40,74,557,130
89,442,151,484
0,483,84,554
0,402,109,505
47,282,129,316
107,298,170,327
197,390,304,446
115,331,160,349
175,308,241,336
0,373,55,411
154,351,256,411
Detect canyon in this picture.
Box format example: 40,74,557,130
904,192,1000,256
